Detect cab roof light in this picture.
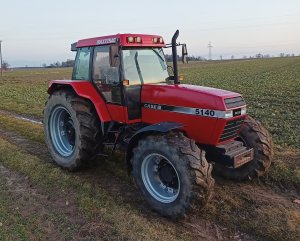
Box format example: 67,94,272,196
135,36,142,43
153,37,163,44
127,36,134,43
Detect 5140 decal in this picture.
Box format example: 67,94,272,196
195,108,216,117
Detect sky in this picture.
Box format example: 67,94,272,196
0,0,300,67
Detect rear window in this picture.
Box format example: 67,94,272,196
73,47,91,80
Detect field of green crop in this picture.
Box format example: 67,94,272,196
0,57,299,147
0,57,299,241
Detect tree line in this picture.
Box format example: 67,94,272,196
42,59,75,68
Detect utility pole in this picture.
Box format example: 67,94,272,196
208,41,213,60
0,40,2,78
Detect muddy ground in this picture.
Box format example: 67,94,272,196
0,110,299,241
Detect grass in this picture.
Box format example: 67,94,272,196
0,57,300,240
1,58,300,147
0,68,71,117
0,177,44,241
0,137,192,241
0,114,44,143
204,184,300,241
0,111,299,241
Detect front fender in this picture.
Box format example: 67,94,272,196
126,122,183,173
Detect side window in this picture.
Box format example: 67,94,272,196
73,47,91,80
93,45,121,103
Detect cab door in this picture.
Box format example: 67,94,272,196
121,49,143,121
92,45,126,123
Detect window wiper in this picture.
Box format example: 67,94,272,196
151,48,167,70
134,52,144,84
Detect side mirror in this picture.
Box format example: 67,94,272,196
182,44,188,63
109,45,119,67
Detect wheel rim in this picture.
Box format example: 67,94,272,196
141,153,180,203
49,106,76,157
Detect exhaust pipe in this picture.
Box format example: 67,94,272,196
172,30,179,84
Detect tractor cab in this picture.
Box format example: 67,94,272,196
71,33,186,123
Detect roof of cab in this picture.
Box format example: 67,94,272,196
76,33,165,48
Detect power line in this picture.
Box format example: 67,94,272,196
0,40,2,78
208,41,213,60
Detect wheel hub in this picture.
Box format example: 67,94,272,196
158,161,178,188
49,106,76,158
141,153,180,203
65,119,75,146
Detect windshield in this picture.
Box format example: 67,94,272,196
122,48,169,85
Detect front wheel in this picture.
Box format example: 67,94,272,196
214,116,274,180
131,133,214,219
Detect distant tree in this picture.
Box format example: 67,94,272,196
231,55,235,60
42,63,47,68
220,55,223,60
1,61,9,70
61,59,75,67
279,53,285,57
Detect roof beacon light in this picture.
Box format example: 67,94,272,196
127,36,134,43
159,37,164,44
153,37,158,43
135,36,142,43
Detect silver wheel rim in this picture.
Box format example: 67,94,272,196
49,106,76,158
141,153,180,203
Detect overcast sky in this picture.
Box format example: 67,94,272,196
1,0,300,66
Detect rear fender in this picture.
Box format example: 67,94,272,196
48,80,111,123
126,122,183,173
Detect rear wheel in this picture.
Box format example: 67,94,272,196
131,133,214,219
44,90,102,171
214,116,273,180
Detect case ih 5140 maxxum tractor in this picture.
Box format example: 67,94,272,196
44,30,273,218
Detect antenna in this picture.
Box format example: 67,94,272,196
208,41,213,60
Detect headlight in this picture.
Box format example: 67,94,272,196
225,110,233,118
241,106,247,115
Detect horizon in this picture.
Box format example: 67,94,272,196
1,0,300,67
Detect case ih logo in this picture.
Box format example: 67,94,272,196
144,103,162,110
96,38,117,45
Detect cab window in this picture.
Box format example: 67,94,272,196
73,47,91,80
93,45,121,104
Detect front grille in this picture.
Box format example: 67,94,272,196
225,96,245,109
219,118,244,142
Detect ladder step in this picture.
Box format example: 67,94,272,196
103,142,115,146
96,153,109,157
108,130,119,133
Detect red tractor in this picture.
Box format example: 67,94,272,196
44,30,273,218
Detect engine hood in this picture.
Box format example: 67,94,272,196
141,83,241,110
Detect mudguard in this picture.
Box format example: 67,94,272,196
126,122,183,172
48,80,111,122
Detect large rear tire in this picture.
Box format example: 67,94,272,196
44,90,102,171
214,116,273,180
131,133,214,219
